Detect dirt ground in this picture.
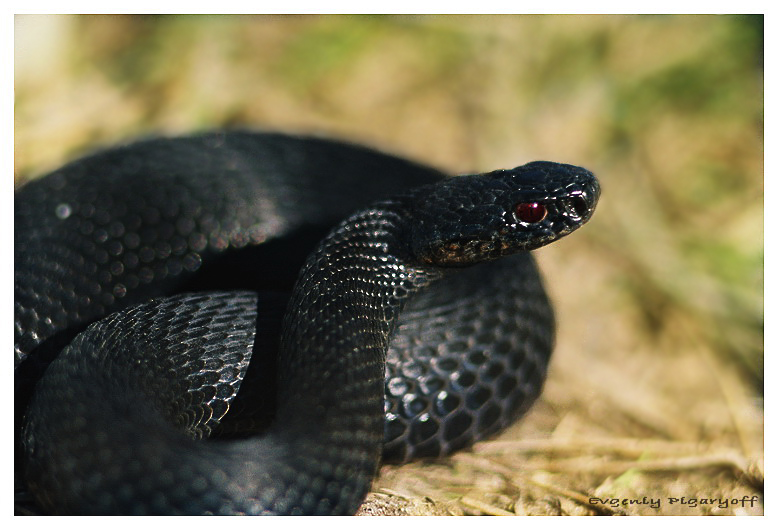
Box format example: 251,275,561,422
14,15,764,516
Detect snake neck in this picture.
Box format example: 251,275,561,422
228,199,441,514
276,199,441,418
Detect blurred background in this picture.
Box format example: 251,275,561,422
14,15,763,515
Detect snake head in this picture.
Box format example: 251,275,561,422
410,161,600,267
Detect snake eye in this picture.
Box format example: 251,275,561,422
514,202,547,224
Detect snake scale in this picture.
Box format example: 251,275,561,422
14,131,599,515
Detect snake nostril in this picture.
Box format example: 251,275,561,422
567,196,589,220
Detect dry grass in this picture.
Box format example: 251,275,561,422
14,14,763,516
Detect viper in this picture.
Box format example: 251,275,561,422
14,131,599,514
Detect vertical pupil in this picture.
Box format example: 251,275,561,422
515,202,547,223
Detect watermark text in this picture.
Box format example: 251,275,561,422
588,495,760,511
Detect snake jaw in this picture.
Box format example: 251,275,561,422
420,237,514,267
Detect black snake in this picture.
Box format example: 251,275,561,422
14,131,600,515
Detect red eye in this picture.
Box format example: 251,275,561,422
514,202,547,223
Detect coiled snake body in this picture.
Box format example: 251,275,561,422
14,131,599,515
